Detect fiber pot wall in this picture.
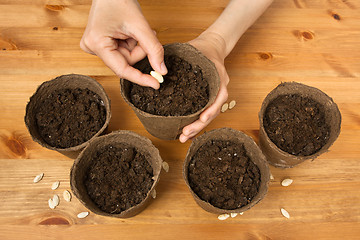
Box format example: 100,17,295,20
120,43,220,140
70,130,163,218
183,128,270,214
258,82,341,168
24,74,111,158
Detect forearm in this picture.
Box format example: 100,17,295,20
202,0,273,58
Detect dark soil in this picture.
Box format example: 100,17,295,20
188,140,261,210
84,144,154,214
35,88,106,148
129,55,209,116
263,94,330,156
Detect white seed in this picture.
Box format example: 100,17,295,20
270,173,274,180
63,190,72,202
151,189,156,199
150,71,164,83
229,100,236,109
162,161,169,173
221,103,229,113
280,208,290,219
230,213,238,218
33,173,44,183
77,212,89,219
48,198,56,209
52,194,59,206
218,213,230,220
281,178,293,187
239,212,244,215
51,181,60,190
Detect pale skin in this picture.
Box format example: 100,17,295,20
80,0,273,143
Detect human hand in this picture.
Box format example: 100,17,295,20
80,0,167,89
179,32,229,143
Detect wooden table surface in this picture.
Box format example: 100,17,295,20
0,0,359,239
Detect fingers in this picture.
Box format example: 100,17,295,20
98,48,160,89
132,27,167,75
117,45,147,65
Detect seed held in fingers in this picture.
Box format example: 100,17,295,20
229,100,236,109
281,178,293,187
221,103,229,113
33,173,44,183
51,181,60,190
150,71,164,83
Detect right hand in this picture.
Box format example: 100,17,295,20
80,0,167,89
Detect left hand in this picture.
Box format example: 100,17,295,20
179,32,230,143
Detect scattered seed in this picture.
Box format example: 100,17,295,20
239,212,244,215
33,173,44,183
77,212,89,219
270,173,274,180
51,181,60,190
281,178,293,187
48,198,56,209
218,213,230,220
150,71,164,83
63,190,72,202
52,194,59,206
229,100,236,109
221,103,229,113
230,213,238,218
162,161,169,173
151,189,156,199
280,208,290,219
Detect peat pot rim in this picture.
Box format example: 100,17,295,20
70,130,163,218
24,74,111,153
120,42,220,120
183,127,270,214
258,81,342,168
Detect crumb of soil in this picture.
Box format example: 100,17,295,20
129,55,209,116
188,140,261,210
84,144,154,214
263,94,330,156
35,88,106,148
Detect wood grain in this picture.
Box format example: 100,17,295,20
0,0,359,239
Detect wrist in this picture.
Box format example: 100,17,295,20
198,31,228,60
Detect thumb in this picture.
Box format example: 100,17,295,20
133,26,168,75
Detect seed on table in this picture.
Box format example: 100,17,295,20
150,71,164,83
63,190,72,202
270,173,274,180
239,212,244,215
77,212,89,219
51,181,60,190
48,199,56,209
221,103,229,113
230,213,238,218
229,100,236,109
52,194,59,206
281,178,293,187
162,161,169,173
151,189,156,199
218,214,230,220
33,173,44,183
280,208,290,219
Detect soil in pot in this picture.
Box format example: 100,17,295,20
263,94,331,156
84,144,154,214
35,88,107,148
129,55,209,116
188,140,261,210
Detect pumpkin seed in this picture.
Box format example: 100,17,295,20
52,194,59,206
230,213,238,218
281,178,293,187
48,199,56,209
162,161,169,173
51,181,60,190
77,212,89,219
63,190,72,202
281,208,290,219
218,214,230,220
33,173,44,183
150,71,164,83
221,103,229,113
229,100,236,109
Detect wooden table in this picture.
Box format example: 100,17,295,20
0,0,359,239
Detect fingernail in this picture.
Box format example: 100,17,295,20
179,135,188,143
160,61,168,75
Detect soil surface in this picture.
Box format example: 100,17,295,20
129,55,209,116
35,88,106,148
263,94,330,156
188,140,261,210
84,144,154,214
